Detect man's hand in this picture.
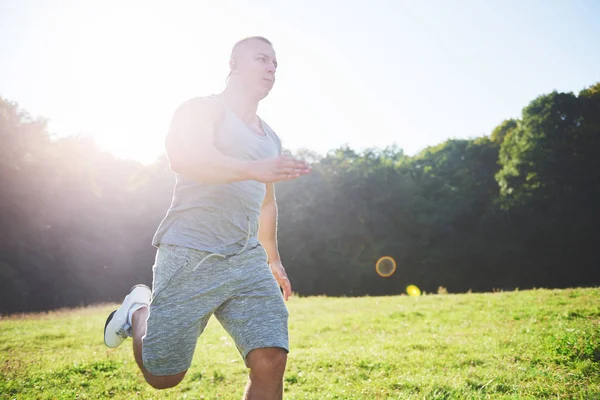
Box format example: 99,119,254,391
269,260,292,301
250,156,311,183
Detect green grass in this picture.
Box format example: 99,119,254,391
1,287,599,399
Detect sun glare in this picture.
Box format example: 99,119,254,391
92,128,163,165
56,3,238,165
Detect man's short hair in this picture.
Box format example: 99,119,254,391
230,36,273,59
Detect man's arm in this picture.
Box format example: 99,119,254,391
259,182,281,263
166,97,311,184
259,182,292,300
166,97,251,183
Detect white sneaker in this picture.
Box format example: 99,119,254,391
104,284,151,348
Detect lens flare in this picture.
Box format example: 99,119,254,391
406,285,421,296
375,256,396,278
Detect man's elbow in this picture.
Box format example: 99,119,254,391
167,157,182,174
168,157,190,176
168,157,207,182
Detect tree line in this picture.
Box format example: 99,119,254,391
1,82,599,313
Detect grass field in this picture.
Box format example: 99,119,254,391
1,287,599,399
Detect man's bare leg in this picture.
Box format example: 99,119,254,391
131,307,187,390
243,347,288,400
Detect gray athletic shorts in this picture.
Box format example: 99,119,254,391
141,244,289,376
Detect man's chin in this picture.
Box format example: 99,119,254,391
256,87,273,101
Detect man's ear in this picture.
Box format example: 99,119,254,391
229,57,238,72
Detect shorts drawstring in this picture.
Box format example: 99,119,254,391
192,197,253,272
192,253,225,272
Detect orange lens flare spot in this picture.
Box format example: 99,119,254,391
375,256,396,278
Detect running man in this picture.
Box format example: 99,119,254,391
103,36,311,399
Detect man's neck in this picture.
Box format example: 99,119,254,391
219,83,260,124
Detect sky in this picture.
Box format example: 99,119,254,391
1,0,599,164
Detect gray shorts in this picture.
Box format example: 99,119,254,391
141,244,289,376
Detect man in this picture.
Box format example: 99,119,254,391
103,36,311,399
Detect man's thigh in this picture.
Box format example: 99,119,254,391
214,247,290,367
142,245,227,376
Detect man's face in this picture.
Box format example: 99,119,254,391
231,39,278,99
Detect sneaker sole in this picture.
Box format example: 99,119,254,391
103,310,118,347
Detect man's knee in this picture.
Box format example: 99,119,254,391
143,370,187,390
247,347,288,379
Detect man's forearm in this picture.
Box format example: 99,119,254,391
172,147,253,184
258,200,281,263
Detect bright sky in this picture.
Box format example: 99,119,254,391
1,0,599,164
